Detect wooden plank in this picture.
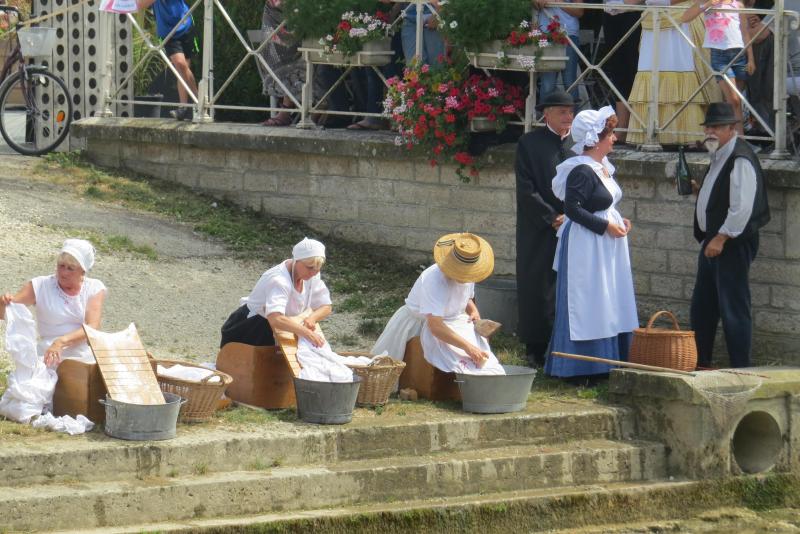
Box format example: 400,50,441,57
84,323,166,405
271,311,325,379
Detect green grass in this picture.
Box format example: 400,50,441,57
219,406,297,425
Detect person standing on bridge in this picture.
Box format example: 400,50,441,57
137,0,200,121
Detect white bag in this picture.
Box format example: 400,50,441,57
0,304,58,423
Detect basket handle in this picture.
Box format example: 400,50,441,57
370,355,399,367
646,310,680,331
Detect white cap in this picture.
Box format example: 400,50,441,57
571,105,616,154
60,238,96,272
292,237,326,260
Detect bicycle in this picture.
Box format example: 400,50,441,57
0,5,72,156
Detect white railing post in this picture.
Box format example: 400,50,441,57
771,0,789,157
641,6,662,151
194,0,214,122
98,9,114,117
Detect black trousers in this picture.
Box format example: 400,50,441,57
690,233,759,368
220,305,275,348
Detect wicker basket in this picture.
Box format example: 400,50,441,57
150,358,233,423
629,311,697,371
341,352,406,407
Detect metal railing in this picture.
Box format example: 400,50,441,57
96,0,799,156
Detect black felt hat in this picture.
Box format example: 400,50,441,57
700,102,741,126
535,90,579,111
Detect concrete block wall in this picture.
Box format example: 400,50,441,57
72,119,800,363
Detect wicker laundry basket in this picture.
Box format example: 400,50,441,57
150,358,233,422
629,311,697,372
340,352,406,406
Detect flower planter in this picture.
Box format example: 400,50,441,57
301,37,392,67
470,117,499,132
469,41,567,72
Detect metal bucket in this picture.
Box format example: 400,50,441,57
455,365,536,414
99,392,185,441
293,377,361,425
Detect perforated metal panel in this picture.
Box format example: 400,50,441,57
32,0,132,147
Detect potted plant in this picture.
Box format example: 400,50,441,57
385,64,478,181
284,0,393,65
440,0,568,71
313,10,394,66
131,28,165,118
463,74,525,132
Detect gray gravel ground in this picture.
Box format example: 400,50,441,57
0,154,371,373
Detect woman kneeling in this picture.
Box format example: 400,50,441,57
373,233,505,375
220,238,331,349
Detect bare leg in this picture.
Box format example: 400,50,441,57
169,52,198,105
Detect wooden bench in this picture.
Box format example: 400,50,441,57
399,337,461,402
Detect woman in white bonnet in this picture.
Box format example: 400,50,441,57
220,237,332,348
0,239,107,366
545,107,639,381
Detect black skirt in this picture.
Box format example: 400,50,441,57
220,305,276,348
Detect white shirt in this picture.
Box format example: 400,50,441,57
696,136,757,237
31,274,107,362
702,0,746,50
240,261,331,319
405,265,474,320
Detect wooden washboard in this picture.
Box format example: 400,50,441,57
84,323,166,405
271,311,325,378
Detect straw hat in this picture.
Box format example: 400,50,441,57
433,233,494,284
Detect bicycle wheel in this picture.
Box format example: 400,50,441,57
0,69,72,156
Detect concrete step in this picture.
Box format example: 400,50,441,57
44,479,709,534
0,438,666,532
0,404,631,486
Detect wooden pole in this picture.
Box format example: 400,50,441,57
550,352,696,376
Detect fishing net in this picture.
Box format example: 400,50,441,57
690,371,763,433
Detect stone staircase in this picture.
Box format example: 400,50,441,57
0,403,679,533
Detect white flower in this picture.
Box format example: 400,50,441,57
530,29,542,37
517,55,536,69
520,20,530,29
325,34,333,42
496,50,506,59
350,28,368,38
539,39,550,47
449,20,458,29
394,136,403,146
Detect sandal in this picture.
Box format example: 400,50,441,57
261,113,294,127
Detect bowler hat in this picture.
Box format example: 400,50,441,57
700,102,741,126
535,90,578,111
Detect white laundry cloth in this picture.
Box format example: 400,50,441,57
296,339,371,383
0,304,58,423
31,413,94,435
157,364,220,383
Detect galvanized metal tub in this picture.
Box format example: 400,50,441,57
99,392,185,441
455,365,536,414
293,376,361,425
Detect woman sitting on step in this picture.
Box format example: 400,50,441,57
0,239,106,367
220,237,331,349
372,233,505,375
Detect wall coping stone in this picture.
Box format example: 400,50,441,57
72,118,800,188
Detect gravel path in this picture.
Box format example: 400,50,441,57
0,154,372,373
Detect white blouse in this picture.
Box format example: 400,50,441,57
31,274,107,362
241,261,331,319
405,265,474,320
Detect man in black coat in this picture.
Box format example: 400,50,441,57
514,90,576,366
691,103,770,368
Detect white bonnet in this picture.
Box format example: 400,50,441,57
571,105,616,154
60,238,95,272
292,237,326,260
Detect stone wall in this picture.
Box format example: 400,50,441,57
72,118,800,364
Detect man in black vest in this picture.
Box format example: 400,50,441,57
514,90,576,366
691,103,770,368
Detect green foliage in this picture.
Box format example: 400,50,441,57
131,11,164,96
439,0,532,52
207,1,266,123
283,0,386,40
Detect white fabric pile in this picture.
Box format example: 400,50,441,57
296,339,372,383
0,304,58,423
0,304,94,435
157,364,220,383
32,413,94,435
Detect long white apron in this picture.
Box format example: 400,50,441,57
555,171,639,341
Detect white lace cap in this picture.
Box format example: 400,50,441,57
571,106,616,154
